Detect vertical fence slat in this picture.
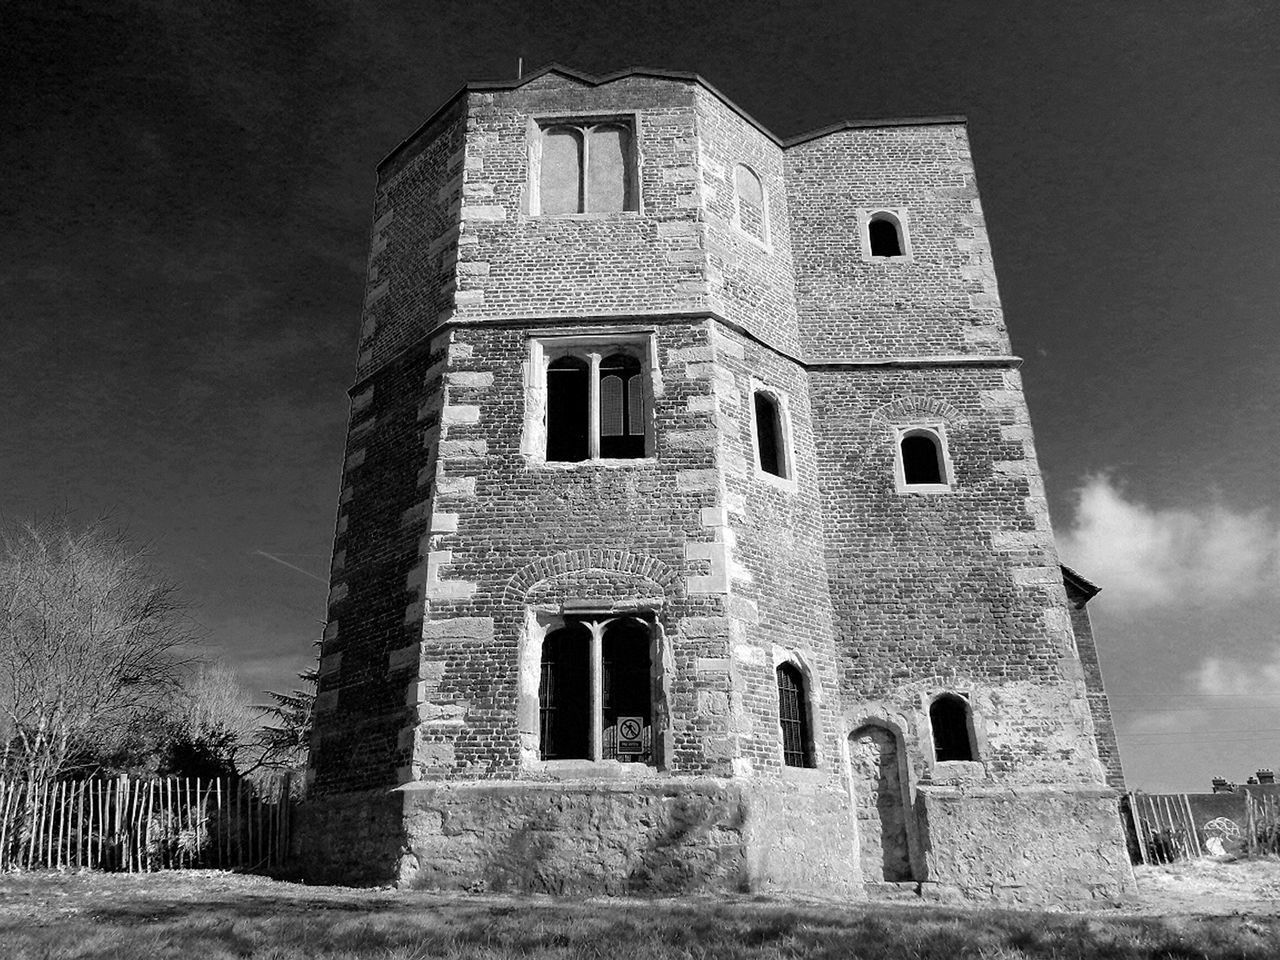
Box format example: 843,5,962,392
0,779,11,870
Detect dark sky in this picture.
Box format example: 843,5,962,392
4,1,1278,792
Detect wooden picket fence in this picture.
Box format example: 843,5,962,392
1246,792,1280,856
1128,791,1280,863
0,774,292,872
1127,792,1202,864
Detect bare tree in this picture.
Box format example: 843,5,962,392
0,517,194,782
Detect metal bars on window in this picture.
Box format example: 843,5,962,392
776,663,812,768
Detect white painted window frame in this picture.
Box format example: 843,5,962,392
893,423,953,494
748,379,797,489
859,207,912,262
522,331,660,467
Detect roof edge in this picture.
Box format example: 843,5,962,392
1060,563,1102,601
377,63,967,172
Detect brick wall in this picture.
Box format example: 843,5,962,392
786,124,1008,361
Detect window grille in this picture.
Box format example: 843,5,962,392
776,662,812,767
538,625,591,759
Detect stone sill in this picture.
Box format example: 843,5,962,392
527,458,658,471
524,759,662,781
526,211,644,222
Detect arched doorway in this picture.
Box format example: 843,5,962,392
850,724,913,882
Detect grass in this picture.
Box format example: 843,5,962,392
0,869,1277,959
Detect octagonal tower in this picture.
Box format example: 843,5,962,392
297,65,1133,902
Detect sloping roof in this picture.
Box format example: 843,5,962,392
379,63,966,170
1060,564,1102,603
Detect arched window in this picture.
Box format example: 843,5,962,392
599,353,645,459
539,127,583,215
734,164,767,243
753,389,789,479
776,662,813,767
546,356,590,462
930,693,976,762
601,617,652,762
538,122,636,214
539,623,591,760
900,430,943,485
868,213,904,257
538,617,654,764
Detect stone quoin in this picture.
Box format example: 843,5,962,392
295,64,1135,903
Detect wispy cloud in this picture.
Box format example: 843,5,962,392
1057,474,1280,611
1193,643,1280,697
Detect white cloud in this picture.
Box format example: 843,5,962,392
1057,475,1280,611
1193,644,1280,697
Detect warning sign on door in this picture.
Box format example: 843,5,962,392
617,716,644,755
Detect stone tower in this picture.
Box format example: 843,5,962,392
299,65,1133,902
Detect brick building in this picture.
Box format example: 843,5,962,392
297,65,1133,901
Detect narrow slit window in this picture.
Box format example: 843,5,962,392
546,356,590,462
869,215,904,257
754,390,787,479
900,430,944,486
776,662,813,768
930,693,976,762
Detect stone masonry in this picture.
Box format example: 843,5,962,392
295,65,1134,903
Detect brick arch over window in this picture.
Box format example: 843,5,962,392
502,549,679,605
868,395,965,431
845,395,966,486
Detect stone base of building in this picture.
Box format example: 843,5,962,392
292,780,1135,903
290,786,405,885
916,785,1136,904
292,775,861,894
399,777,861,895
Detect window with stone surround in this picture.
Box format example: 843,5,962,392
525,334,656,464
861,208,911,261
538,615,654,764
750,384,794,482
733,164,768,245
776,662,814,768
894,425,952,493
533,119,637,215
929,693,977,762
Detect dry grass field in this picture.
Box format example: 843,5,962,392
0,860,1276,959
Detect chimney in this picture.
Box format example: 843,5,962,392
1211,776,1233,793
1257,769,1275,785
